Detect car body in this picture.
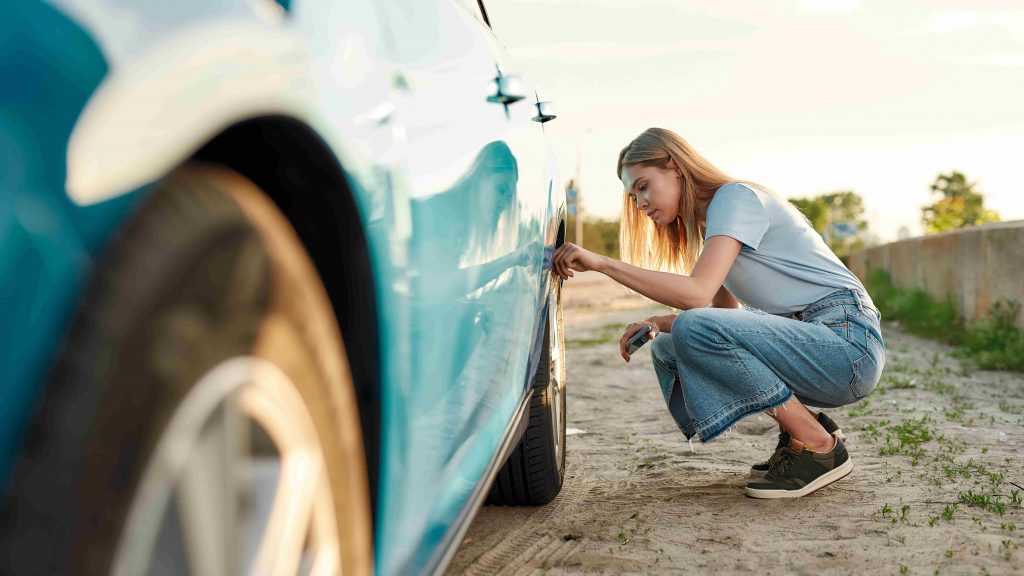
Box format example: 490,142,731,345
0,1,565,574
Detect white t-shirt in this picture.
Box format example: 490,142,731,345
703,182,875,315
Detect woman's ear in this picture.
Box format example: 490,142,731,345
665,158,682,178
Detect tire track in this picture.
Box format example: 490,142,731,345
459,478,589,575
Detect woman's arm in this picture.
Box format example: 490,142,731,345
712,284,741,309
596,235,743,310
641,284,739,336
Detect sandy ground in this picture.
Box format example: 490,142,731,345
446,271,1024,576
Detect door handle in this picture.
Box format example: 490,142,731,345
532,100,557,123
487,74,527,105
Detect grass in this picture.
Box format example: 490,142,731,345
866,268,1024,372
566,322,626,348
871,415,939,465
958,490,1007,516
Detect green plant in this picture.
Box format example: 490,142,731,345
879,503,893,518
1000,539,1018,560
958,490,1007,515
942,503,957,521
878,416,937,463
865,269,1024,372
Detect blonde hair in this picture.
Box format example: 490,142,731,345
617,128,731,275
616,127,812,278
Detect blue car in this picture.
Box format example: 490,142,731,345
0,1,566,574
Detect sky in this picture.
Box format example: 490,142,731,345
484,0,1024,242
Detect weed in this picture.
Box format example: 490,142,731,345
616,512,652,546
942,503,957,521
847,400,875,418
878,416,937,464
855,419,891,441
1000,539,1018,560
998,400,1022,415
866,269,1024,372
923,378,956,396
882,374,917,391
958,490,1007,515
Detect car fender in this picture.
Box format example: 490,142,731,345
66,21,317,206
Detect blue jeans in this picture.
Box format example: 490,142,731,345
649,288,885,443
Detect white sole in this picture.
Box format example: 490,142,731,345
745,457,853,499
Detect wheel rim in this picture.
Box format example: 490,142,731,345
548,276,565,467
111,357,339,576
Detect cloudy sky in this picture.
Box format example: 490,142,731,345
485,0,1024,241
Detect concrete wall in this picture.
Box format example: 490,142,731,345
847,220,1024,327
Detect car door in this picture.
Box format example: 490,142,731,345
372,1,553,573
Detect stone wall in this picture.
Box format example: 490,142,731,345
847,221,1024,326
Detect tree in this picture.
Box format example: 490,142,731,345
566,214,620,259
921,171,1000,234
789,190,868,258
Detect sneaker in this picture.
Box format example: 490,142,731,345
744,433,853,499
749,411,845,479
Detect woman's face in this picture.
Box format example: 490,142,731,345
620,162,681,226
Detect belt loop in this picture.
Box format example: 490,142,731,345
851,288,865,312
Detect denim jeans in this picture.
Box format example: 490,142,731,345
649,288,885,443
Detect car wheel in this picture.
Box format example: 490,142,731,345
485,274,566,506
0,164,373,575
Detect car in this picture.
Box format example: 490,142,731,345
0,1,566,574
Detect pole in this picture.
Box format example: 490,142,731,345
574,130,583,246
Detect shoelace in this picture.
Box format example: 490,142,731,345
770,440,790,473
765,448,800,479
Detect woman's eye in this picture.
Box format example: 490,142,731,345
639,184,647,192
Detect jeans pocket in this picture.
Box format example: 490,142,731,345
850,332,885,399
814,305,850,342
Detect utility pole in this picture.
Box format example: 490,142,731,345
573,127,591,246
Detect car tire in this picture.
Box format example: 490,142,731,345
485,275,566,506
0,164,373,575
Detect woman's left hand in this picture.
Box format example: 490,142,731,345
552,242,604,279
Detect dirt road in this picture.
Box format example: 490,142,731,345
446,271,1024,575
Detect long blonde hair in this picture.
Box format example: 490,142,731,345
617,128,732,275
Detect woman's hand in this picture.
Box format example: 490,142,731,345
551,242,605,280
619,319,660,362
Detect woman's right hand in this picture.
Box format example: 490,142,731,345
619,319,660,363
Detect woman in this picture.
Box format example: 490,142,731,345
551,127,885,499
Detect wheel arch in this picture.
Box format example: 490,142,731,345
188,115,381,523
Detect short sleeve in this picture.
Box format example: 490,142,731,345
704,183,769,250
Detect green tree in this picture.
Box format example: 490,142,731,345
566,215,620,259
921,171,1000,234
789,190,868,258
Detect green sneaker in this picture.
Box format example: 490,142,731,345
745,433,853,499
749,411,845,479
